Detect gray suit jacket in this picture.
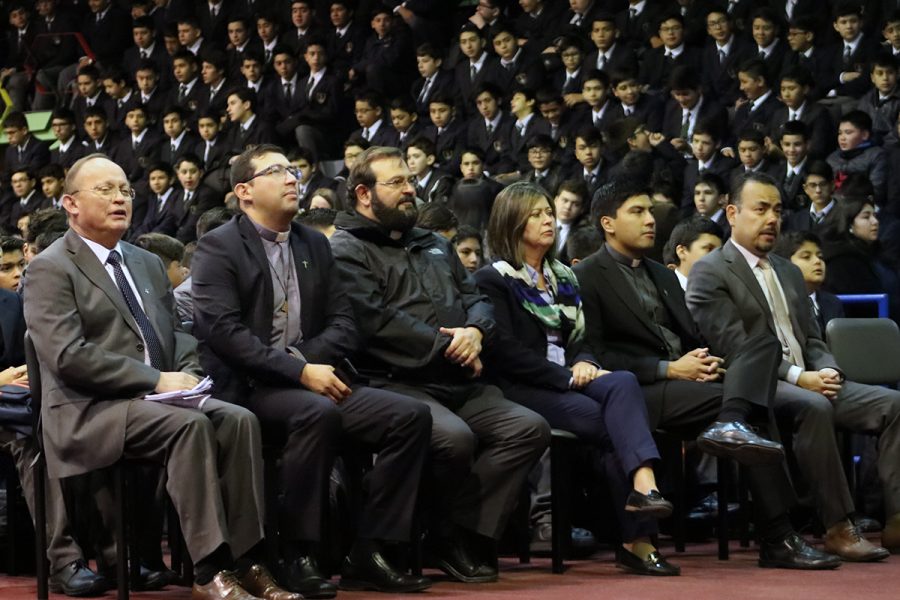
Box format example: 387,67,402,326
22,229,201,478
685,241,837,380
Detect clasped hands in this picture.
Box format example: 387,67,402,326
570,361,611,389
798,368,843,400
0,365,28,387
667,348,724,382
440,326,483,377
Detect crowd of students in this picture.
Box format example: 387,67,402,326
4,0,900,596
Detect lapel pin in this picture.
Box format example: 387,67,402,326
302,260,309,269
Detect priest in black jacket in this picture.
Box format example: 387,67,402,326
191,145,432,596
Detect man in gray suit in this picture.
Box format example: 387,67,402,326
686,172,900,561
22,154,299,600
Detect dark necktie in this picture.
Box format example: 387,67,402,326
470,64,477,82
418,77,432,103
178,84,187,102
170,142,177,155
843,45,852,65
284,82,292,99
718,49,726,64
485,122,493,138
265,49,272,63
17,146,24,163
106,250,164,370
681,111,691,139
307,76,315,98
140,49,148,59
785,170,795,187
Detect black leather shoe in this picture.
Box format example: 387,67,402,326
340,549,432,592
615,548,680,576
697,421,784,466
853,515,883,534
99,562,179,591
624,490,674,519
426,536,497,583
280,555,337,598
49,559,110,597
758,533,842,570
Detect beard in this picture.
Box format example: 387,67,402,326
371,190,418,232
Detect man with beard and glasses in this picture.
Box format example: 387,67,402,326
191,144,433,596
330,147,549,584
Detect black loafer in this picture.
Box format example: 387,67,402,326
49,559,110,597
426,536,498,583
758,533,842,570
280,555,337,598
339,549,432,592
697,421,784,466
624,489,674,519
615,548,681,576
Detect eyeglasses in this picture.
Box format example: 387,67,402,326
561,51,581,59
71,184,136,200
243,164,301,183
375,176,417,189
707,17,728,28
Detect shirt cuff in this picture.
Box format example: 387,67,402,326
656,360,669,380
786,365,803,385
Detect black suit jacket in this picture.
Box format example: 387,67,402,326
131,188,183,241
573,245,705,426
4,136,51,177
123,44,173,90
175,186,222,244
81,5,132,66
32,13,80,69
0,289,25,369
474,265,594,393
8,192,51,231
50,139,88,170
466,112,516,174
701,34,755,106
768,101,834,159
729,92,784,143
639,45,703,92
815,290,845,336
780,45,837,100
159,132,202,167
192,214,359,403
660,95,728,142
110,129,164,183
681,154,737,209
412,70,456,122
454,54,512,119
830,36,879,98
774,160,810,212
224,117,276,157
585,42,639,76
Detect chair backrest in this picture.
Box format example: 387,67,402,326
825,318,900,385
23,331,42,435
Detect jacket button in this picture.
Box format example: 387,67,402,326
137,343,145,352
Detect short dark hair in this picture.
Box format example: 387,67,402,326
25,208,67,245
0,236,25,255
870,51,898,73
833,1,863,20
556,179,588,199
839,109,872,133
804,159,834,182
416,201,459,232
582,69,610,87
666,215,724,266
147,162,175,179
780,119,809,140
773,230,823,259
228,87,257,113
37,163,66,180
297,207,337,228
526,133,554,150
230,143,284,188
738,128,766,146
3,111,27,130
172,49,199,67
415,43,439,59
729,171,779,206
574,126,602,147
780,65,813,87
738,58,771,87
135,233,185,264
50,107,76,125
133,15,155,31
197,206,235,238
84,106,108,122
201,48,228,72
696,172,728,196
668,65,700,91
174,153,203,172
566,226,603,262
407,136,436,157
453,225,482,245
590,179,652,222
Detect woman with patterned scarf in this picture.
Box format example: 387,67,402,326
474,182,680,576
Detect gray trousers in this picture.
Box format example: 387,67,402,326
773,380,900,526
121,397,265,563
370,379,550,540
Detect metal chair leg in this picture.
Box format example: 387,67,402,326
34,456,48,600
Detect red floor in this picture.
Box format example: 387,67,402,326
1,541,897,600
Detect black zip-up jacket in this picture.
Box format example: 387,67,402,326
330,210,495,383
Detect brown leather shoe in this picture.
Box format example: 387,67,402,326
824,520,890,562
241,564,303,600
882,513,900,552
192,570,264,600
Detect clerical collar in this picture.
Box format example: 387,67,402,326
605,243,642,268
250,216,290,242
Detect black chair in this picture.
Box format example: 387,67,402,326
25,332,167,600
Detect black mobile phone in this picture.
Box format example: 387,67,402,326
335,358,359,385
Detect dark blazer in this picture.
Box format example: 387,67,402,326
22,230,201,478
829,36,879,98
768,101,835,159
415,170,454,204
196,79,237,117
615,1,664,47
685,241,837,379
573,245,705,426
4,136,51,176
729,92,784,143
605,94,664,132
110,129,164,183
660,95,729,142
32,13,80,69
0,289,26,369
199,138,230,173
353,121,399,148
73,93,115,137
135,88,169,131
466,112,516,174
454,54,513,118
159,132,202,167
425,118,467,174
524,165,566,197
84,132,122,157
80,5,132,66
299,171,337,208
780,45,838,100
701,34,755,106
474,264,594,393
782,202,840,233
639,44,703,92
130,188,183,240
224,117,277,157
50,140,88,170
8,192,51,231
123,43,172,89
585,42,639,75
192,214,358,403
681,154,737,209
174,186,222,244
412,70,456,122
506,114,552,172
167,79,206,114
226,39,264,80
774,160,810,212
815,290,845,336
197,0,234,49
498,46,546,92
326,20,367,74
